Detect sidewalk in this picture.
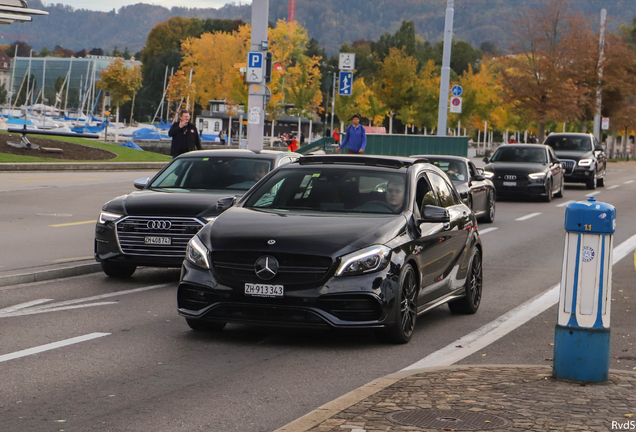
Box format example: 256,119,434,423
0,258,101,288
277,365,636,432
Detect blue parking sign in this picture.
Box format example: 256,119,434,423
248,52,263,68
339,71,353,96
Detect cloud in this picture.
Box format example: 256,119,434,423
52,0,240,12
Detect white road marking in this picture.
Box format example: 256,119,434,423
0,333,110,363
0,299,53,315
586,191,601,197
403,233,636,370
625,180,635,184
478,228,498,235
515,213,541,221
0,284,168,318
607,185,620,190
556,200,575,208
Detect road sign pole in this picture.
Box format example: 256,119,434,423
247,0,269,151
331,72,336,134
437,0,454,137
593,9,607,143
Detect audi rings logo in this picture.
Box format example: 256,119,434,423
255,256,279,281
147,220,172,230
504,175,517,180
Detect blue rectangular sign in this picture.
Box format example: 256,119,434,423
248,52,263,68
339,71,353,96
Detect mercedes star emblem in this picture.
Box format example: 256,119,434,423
255,256,279,281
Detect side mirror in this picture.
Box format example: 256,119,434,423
216,196,237,212
482,157,489,163
594,145,604,152
471,175,486,182
419,205,450,224
133,177,149,190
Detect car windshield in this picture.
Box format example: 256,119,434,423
427,159,468,183
150,157,272,191
544,135,593,152
490,147,547,164
244,168,407,214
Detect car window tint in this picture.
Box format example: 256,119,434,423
150,157,272,190
427,159,468,182
545,136,593,152
490,147,547,163
415,175,438,212
428,173,456,208
245,168,407,214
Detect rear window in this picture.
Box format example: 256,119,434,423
427,159,468,183
244,168,407,214
150,157,272,191
490,147,547,164
545,135,592,152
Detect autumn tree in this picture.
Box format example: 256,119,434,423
334,78,371,124
98,58,142,138
373,47,418,133
500,0,583,141
165,69,197,121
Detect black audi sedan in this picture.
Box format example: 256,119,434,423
177,155,483,344
483,144,564,202
412,155,495,223
95,150,299,278
543,133,606,189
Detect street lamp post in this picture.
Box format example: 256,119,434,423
437,0,454,137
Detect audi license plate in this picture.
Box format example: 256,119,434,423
245,283,284,297
144,236,171,245
503,181,517,187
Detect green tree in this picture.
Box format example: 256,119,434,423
38,46,52,57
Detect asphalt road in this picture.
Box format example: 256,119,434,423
0,171,158,276
0,163,635,432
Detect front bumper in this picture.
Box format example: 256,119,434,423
564,167,595,183
491,180,546,197
94,222,187,268
177,259,400,329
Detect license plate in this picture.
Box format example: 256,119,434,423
144,236,171,245
245,283,284,297
503,181,517,187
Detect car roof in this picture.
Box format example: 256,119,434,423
411,155,469,162
497,144,550,150
177,149,297,160
297,154,428,169
546,133,592,137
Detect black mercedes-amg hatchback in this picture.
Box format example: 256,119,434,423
177,155,484,344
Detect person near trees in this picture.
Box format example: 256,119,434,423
218,130,226,145
337,114,367,154
169,109,202,158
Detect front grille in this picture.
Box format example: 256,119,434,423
560,159,576,174
116,216,204,257
212,251,333,287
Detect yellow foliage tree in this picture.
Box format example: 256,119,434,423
97,57,142,132
335,77,371,125
165,69,197,121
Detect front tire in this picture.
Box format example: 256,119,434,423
597,169,606,187
101,261,136,278
448,249,482,314
480,191,495,223
542,180,553,202
186,319,226,332
586,170,597,190
385,264,418,344
554,178,565,198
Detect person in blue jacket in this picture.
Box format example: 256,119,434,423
337,114,367,154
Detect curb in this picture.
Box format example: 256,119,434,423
0,262,102,288
0,162,168,171
274,364,636,432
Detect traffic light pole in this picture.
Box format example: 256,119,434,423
247,0,269,151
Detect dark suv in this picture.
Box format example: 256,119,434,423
95,150,299,278
544,133,606,189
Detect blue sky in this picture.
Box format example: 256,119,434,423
52,0,241,12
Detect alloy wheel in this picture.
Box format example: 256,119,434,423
400,268,417,337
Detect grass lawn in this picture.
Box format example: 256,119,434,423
0,130,171,163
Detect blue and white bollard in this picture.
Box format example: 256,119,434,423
553,196,616,382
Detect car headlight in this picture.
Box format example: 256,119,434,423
98,211,122,224
483,171,495,179
528,172,547,180
186,236,210,269
335,245,391,277
578,159,593,167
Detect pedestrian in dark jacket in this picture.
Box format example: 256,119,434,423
169,109,202,158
